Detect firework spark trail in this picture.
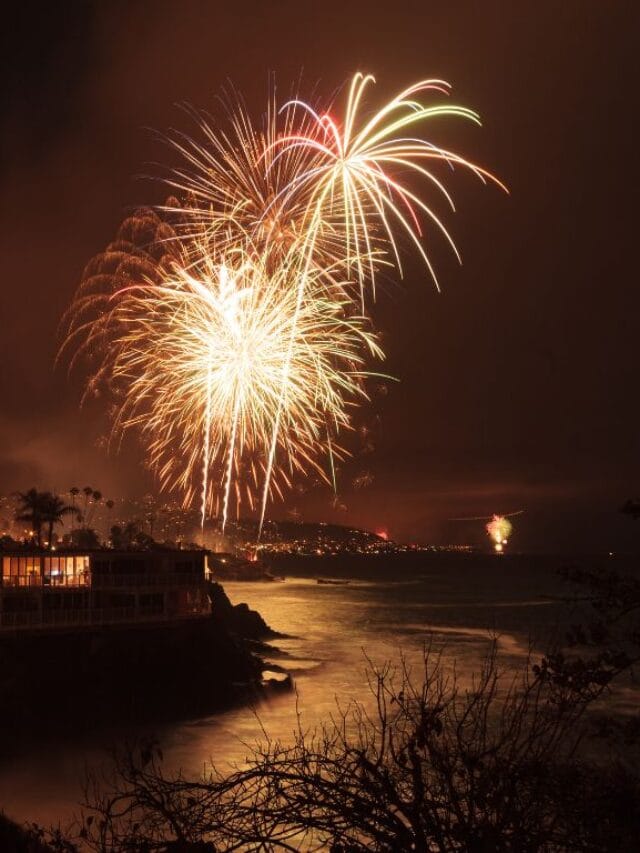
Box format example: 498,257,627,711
159,91,331,269
256,73,505,533
65,233,382,527
222,394,241,532
63,73,504,535
201,355,213,532
257,249,309,538
269,73,507,302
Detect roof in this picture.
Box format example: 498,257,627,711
0,547,208,558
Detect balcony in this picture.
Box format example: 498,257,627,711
91,572,207,589
1,574,90,588
1,572,206,590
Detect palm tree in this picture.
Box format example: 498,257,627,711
87,490,102,527
123,520,140,547
14,488,48,547
42,493,77,549
142,493,157,538
69,487,80,533
82,486,93,528
105,499,115,539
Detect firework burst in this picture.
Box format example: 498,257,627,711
63,73,503,535
64,221,381,531
486,515,513,553
269,73,507,303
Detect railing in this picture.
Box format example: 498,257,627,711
1,573,206,590
0,605,210,632
1,575,90,588
92,573,206,589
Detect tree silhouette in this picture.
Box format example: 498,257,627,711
69,487,80,533
86,490,102,527
14,489,48,547
42,494,77,549
71,527,100,549
14,490,76,549
123,520,140,547
63,647,640,852
82,486,93,528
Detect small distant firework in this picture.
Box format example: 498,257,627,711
63,73,504,536
352,470,374,489
450,509,522,553
486,515,513,554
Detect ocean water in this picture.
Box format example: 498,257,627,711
0,553,619,829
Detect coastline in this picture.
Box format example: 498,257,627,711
1,554,639,845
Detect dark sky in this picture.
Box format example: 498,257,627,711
1,1,639,552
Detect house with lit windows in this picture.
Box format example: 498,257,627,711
0,549,211,632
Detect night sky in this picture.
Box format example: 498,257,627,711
1,1,638,552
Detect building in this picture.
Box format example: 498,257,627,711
0,548,211,633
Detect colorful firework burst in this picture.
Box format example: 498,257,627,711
63,73,504,534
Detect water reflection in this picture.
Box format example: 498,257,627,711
0,558,567,827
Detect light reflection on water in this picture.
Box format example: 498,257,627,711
0,557,570,827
